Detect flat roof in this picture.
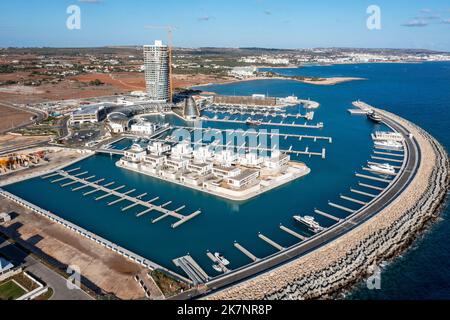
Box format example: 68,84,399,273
229,169,259,181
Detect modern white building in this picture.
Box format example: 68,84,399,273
215,150,238,167
171,141,193,159
193,146,214,163
264,151,290,170
130,121,156,135
148,141,171,156
239,152,264,167
143,40,170,102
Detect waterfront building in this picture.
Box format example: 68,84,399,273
215,150,238,167
187,162,213,176
70,103,108,125
264,150,290,170
165,157,189,172
183,97,200,121
123,144,146,164
148,141,171,156
143,40,170,102
171,141,193,159
143,154,166,168
193,146,214,163
227,169,260,189
212,165,242,179
130,120,156,135
239,152,264,168
229,66,257,78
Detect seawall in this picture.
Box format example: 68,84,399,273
208,108,450,300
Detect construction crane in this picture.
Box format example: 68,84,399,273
144,25,177,103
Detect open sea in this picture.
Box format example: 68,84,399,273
4,62,450,299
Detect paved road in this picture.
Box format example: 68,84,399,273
0,237,93,300
201,110,421,297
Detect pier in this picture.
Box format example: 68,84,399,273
148,137,326,159
328,202,356,214
340,195,367,205
42,170,202,229
314,209,342,223
358,182,385,191
172,126,333,144
371,156,404,164
355,173,392,183
173,255,209,285
234,242,259,262
350,188,377,198
258,233,284,251
206,251,230,273
200,116,324,129
373,150,404,157
280,224,307,241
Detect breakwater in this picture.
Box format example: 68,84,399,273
208,109,450,300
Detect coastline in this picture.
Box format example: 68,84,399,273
192,76,366,90
206,108,450,300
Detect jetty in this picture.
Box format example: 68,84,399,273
42,169,202,229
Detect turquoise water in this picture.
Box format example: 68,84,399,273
4,63,450,299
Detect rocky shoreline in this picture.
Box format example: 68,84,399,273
209,110,450,300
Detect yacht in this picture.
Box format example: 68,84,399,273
212,264,223,273
367,111,382,123
374,140,403,150
214,252,230,266
246,119,262,126
368,163,396,175
293,215,324,233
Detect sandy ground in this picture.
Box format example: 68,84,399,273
0,147,166,299
0,199,157,300
0,105,34,133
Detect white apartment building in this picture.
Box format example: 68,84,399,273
130,121,156,135
143,40,170,102
193,146,214,163
148,141,171,156
171,141,193,159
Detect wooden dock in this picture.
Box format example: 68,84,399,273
173,255,209,285
314,209,342,222
234,242,259,262
200,116,324,129
279,224,307,241
44,170,202,229
172,126,333,144
258,233,284,251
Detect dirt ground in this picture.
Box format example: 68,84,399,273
0,105,33,132
0,71,233,105
0,135,49,153
0,198,165,300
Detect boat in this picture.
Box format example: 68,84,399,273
371,131,404,142
214,252,230,266
368,163,396,175
246,119,262,126
367,111,382,123
293,215,324,233
212,264,223,273
374,140,403,150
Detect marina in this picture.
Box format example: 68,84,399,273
2,63,440,298
41,168,202,229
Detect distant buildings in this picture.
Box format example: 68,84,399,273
229,66,257,78
143,40,170,102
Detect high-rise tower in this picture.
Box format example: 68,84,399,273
143,40,170,102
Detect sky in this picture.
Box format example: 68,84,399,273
0,0,449,51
